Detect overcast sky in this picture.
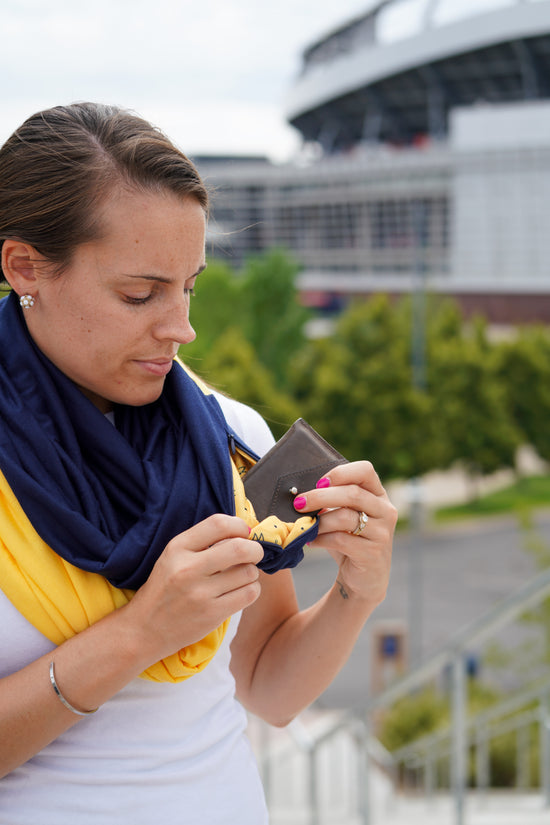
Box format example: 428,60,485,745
0,0,375,161
0,0,532,161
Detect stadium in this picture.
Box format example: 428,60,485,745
287,0,550,150
197,0,550,322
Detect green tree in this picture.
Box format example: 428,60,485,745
494,327,550,463
191,327,300,441
239,249,311,389
183,264,521,483
181,261,241,364
289,295,441,480
378,687,450,753
182,249,310,397
427,315,520,478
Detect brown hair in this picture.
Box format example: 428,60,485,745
0,102,208,275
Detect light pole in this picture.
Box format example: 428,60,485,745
407,198,429,668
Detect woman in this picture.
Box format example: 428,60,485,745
0,102,397,824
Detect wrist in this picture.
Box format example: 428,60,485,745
332,577,378,615
114,599,168,672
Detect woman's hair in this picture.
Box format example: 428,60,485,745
0,102,209,275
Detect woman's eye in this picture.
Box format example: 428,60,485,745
122,284,194,304
123,293,153,305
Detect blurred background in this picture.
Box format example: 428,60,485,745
6,0,550,820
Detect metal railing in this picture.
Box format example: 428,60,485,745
391,674,550,798
260,565,550,824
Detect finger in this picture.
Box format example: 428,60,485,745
215,577,262,615
323,461,385,496
199,537,265,577
310,522,390,561
317,514,391,548
169,513,252,553
293,485,385,519
316,506,370,537
213,561,261,596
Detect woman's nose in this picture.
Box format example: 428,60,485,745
153,301,196,346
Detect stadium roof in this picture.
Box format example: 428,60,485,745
285,0,550,151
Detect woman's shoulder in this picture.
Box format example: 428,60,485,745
213,393,275,458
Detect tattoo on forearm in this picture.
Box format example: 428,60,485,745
336,580,349,600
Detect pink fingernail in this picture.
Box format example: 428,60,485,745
316,477,331,489
294,496,307,510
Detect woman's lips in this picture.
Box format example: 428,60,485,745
135,358,174,376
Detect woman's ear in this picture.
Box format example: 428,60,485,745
1,240,43,294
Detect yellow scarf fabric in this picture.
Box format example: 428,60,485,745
0,469,229,682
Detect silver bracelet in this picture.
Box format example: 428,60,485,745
49,661,99,717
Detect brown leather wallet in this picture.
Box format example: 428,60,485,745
243,418,348,522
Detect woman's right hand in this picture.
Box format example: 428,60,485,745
125,515,264,665
0,515,263,778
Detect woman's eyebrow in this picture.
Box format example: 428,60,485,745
124,264,207,283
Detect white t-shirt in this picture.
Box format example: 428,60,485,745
0,395,276,825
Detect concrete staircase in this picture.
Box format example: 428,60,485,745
248,712,550,825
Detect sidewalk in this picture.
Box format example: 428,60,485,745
268,791,549,825
378,791,549,825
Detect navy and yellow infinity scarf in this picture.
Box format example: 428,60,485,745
0,292,317,681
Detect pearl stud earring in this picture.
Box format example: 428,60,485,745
19,294,35,309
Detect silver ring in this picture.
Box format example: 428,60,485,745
352,510,368,536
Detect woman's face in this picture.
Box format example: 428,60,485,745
24,188,206,412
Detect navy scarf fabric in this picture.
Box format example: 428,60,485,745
0,292,255,590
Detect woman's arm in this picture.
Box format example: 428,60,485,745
0,603,154,778
0,515,263,778
230,461,397,727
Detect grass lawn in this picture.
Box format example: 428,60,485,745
434,474,550,523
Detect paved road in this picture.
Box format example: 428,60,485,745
291,510,550,709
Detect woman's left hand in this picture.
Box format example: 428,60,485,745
293,461,398,606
